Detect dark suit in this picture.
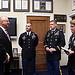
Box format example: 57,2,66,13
19,32,38,75
44,28,65,75
0,27,13,75
68,34,75,75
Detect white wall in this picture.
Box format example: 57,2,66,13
0,0,73,68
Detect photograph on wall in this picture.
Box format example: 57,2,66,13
54,14,67,22
13,48,18,57
33,0,53,13
57,24,66,33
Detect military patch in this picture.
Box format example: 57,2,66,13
54,31,59,35
32,33,36,39
72,37,74,41
47,32,50,37
22,36,26,40
73,40,75,46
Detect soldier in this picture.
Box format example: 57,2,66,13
19,23,38,75
68,19,75,75
44,20,65,75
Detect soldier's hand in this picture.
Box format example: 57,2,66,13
50,48,56,52
46,47,50,51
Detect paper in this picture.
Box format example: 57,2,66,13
61,47,71,55
0,0,1,9
15,0,21,9
34,1,40,10
3,1,8,8
22,0,28,9
46,2,51,10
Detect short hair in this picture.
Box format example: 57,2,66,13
50,20,57,24
70,19,75,25
27,22,32,26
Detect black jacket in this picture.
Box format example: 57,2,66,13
19,32,38,59
68,34,75,69
44,28,65,60
0,27,13,63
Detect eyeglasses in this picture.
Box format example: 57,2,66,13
3,20,9,22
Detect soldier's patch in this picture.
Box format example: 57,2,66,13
54,31,59,35
73,40,75,46
47,33,50,37
22,36,26,40
72,37,74,41
32,33,36,39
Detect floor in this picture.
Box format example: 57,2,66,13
10,66,69,75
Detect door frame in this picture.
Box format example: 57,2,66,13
24,13,53,31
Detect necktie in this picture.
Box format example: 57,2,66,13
5,30,10,40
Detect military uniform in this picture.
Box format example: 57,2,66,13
44,28,65,60
44,28,65,75
19,31,38,75
68,34,75,75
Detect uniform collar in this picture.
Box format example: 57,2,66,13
26,31,31,36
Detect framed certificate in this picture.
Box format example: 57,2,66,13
33,0,53,13
13,0,30,12
0,0,10,11
72,0,75,11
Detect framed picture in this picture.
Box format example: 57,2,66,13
72,0,75,11
54,14,67,22
33,0,53,13
13,48,18,57
57,24,66,33
0,0,10,11
13,0,30,12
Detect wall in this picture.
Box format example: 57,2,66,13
0,0,73,68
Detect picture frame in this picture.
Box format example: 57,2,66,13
72,0,75,11
57,24,66,33
54,14,67,22
13,0,30,12
13,48,18,57
33,0,53,13
0,0,10,11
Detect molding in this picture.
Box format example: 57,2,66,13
24,13,53,31
68,11,75,17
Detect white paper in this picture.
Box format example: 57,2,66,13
3,1,8,8
15,0,21,9
34,1,40,10
22,0,28,9
0,0,1,9
46,2,51,10
61,47,71,52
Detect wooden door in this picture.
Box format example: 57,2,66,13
27,16,50,70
